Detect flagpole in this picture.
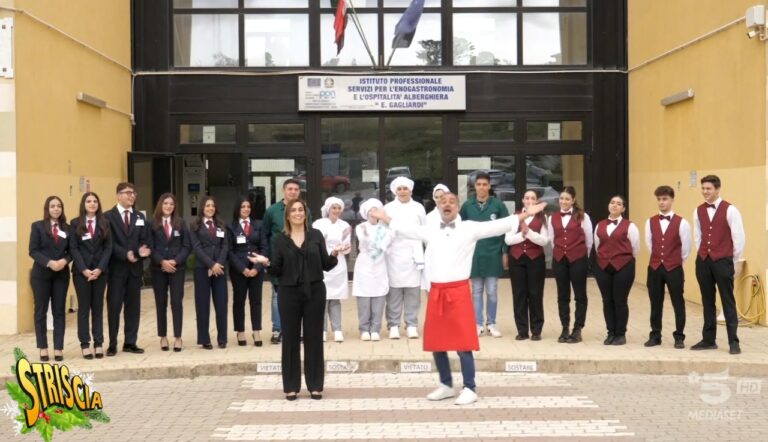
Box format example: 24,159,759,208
346,0,378,67
386,47,397,68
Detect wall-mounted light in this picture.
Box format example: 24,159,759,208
76,92,106,109
660,89,694,107
746,5,767,40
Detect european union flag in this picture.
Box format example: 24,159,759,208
391,0,425,49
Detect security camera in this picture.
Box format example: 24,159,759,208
747,29,759,39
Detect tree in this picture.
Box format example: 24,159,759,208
452,37,475,65
416,39,441,65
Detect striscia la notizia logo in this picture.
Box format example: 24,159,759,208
3,348,109,441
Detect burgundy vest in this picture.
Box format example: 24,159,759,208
648,214,683,271
596,218,634,271
697,201,733,260
551,211,587,262
509,213,544,260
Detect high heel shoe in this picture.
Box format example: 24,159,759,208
237,332,246,346
81,348,94,360
310,392,322,400
54,350,63,362
94,346,104,359
39,349,49,362
285,392,298,401
160,337,169,351
253,331,263,347
173,338,183,352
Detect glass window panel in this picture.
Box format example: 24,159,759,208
321,0,378,7
321,13,378,67
384,13,442,66
453,13,517,66
174,0,238,8
248,157,308,218
244,0,308,7
523,0,586,6
523,12,586,65
384,0,441,6
453,0,516,6
245,15,309,67
459,121,515,141
383,117,443,207
173,14,239,67
456,155,516,212
248,123,305,143
527,121,582,141
179,124,236,144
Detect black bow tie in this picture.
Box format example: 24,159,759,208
440,222,456,230
707,203,717,209
608,219,618,225
560,212,572,217
659,215,671,221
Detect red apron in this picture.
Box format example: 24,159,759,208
423,280,480,352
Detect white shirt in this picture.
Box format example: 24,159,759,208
116,203,133,215
313,218,351,300
352,222,394,297
692,198,745,261
393,215,520,283
384,198,427,287
593,216,641,257
426,209,461,227
504,213,549,247
546,212,594,257
643,211,692,261
84,216,97,231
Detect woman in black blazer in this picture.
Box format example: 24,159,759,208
69,192,112,359
251,199,339,400
149,193,191,352
29,196,72,361
228,197,267,347
189,195,229,349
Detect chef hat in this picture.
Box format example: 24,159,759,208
432,183,450,200
389,176,414,197
358,198,383,221
321,196,344,218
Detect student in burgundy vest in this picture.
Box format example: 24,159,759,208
505,190,549,341
644,186,691,349
691,175,745,355
594,195,640,346
547,186,593,344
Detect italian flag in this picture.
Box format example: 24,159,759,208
332,0,348,55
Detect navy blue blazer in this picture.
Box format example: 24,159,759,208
68,218,112,274
29,220,71,275
227,219,267,274
190,220,229,269
148,219,191,269
104,206,151,277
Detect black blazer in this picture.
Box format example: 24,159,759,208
228,219,267,274
68,218,112,274
104,206,151,277
148,219,191,269
190,220,229,269
29,220,71,276
269,228,338,287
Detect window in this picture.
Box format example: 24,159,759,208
523,12,586,65
384,13,442,66
244,14,309,67
174,0,237,8
320,13,378,67
459,121,515,141
173,15,239,67
244,0,308,7
453,14,517,66
457,156,516,212
383,117,443,206
453,0,516,6
523,0,587,6
248,123,305,143
527,121,582,141
179,124,236,144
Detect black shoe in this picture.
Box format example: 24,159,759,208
173,339,183,352
54,352,64,362
271,331,282,345
237,332,247,346
122,344,145,354
644,337,662,347
691,341,718,350
729,342,741,355
218,343,227,349
253,332,263,347
531,333,541,341
515,334,529,341
39,350,49,362
674,337,685,349
310,392,323,400
94,347,104,359
603,334,615,345
160,338,169,351
106,346,117,357
558,327,570,343
286,393,298,401
202,343,213,350
82,348,94,360
566,327,582,344
611,335,627,346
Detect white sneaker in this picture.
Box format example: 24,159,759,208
323,332,327,342
477,325,484,337
334,331,344,342
406,326,419,339
426,384,455,401
487,324,502,338
389,326,401,340
361,331,371,341
370,332,381,341
454,387,478,405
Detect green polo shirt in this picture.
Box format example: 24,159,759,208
460,196,510,278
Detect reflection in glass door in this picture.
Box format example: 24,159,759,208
247,157,307,220
456,155,517,214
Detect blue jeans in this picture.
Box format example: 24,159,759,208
471,276,498,326
433,351,476,391
271,287,281,332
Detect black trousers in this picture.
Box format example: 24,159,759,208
152,267,186,338
696,256,739,344
278,281,326,394
231,270,264,332
509,255,546,336
107,270,142,347
31,268,69,350
646,265,686,339
73,272,107,348
594,260,635,337
552,256,588,329
194,267,229,345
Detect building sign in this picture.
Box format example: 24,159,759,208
298,75,466,112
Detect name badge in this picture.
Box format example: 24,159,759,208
173,230,180,237
490,213,497,221
57,230,68,239
236,235,246,244
135,218,145,226
216,230,225,238
81,233,92,241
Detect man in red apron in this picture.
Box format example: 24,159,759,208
371,193,545,405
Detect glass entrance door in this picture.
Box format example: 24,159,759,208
247,156,308,220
